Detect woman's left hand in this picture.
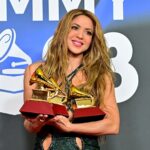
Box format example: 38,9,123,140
53,115,72,132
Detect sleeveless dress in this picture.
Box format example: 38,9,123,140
34,65,100,150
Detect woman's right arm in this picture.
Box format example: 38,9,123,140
23,62,48,133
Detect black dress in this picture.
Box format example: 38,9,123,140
34,64,100,150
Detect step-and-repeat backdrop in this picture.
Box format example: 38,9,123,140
0,0,150,149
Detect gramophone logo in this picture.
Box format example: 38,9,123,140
0,28,32,114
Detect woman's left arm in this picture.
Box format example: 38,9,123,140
53,75,120,136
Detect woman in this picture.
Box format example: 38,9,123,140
23,9,120,150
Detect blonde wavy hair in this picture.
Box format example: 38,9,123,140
43,9,114,106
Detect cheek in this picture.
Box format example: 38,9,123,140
67,34,71,43
86,38,92,47
67,32,73,43
67,36,72,47
68,31,75,38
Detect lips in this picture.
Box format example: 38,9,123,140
72,40,83,47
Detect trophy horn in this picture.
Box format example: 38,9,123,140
29,72,54,90
70,86,95,106
30,66,64,91
70,86,92,98
29,66,56,89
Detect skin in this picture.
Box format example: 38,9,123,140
67,15,93,57
23,15,120,148
66,15,94,76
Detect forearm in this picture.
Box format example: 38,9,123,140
53,103,120,136
70,118,119,136
69,104,120,136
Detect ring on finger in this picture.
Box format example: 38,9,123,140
39,119,44,122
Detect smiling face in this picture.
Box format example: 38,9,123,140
67,15,94,57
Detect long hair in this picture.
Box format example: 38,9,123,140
43,9,114,106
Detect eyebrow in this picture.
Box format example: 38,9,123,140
72,23,93,31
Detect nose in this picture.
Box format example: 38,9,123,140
77,29,84,39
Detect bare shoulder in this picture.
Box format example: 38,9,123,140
25,61,44,75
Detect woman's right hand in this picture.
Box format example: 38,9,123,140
28,114,49,123
23,114,49,133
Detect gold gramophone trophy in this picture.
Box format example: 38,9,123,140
69,86,105,123
20,65,105,122
20,66,69,118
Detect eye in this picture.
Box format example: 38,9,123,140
86,31,93,36
71,25,79,30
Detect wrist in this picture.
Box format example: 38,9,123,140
69,123,76,133
24,119,43,133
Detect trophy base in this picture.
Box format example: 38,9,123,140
20,100,105,123
20,100,69,118
72,107,105,123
